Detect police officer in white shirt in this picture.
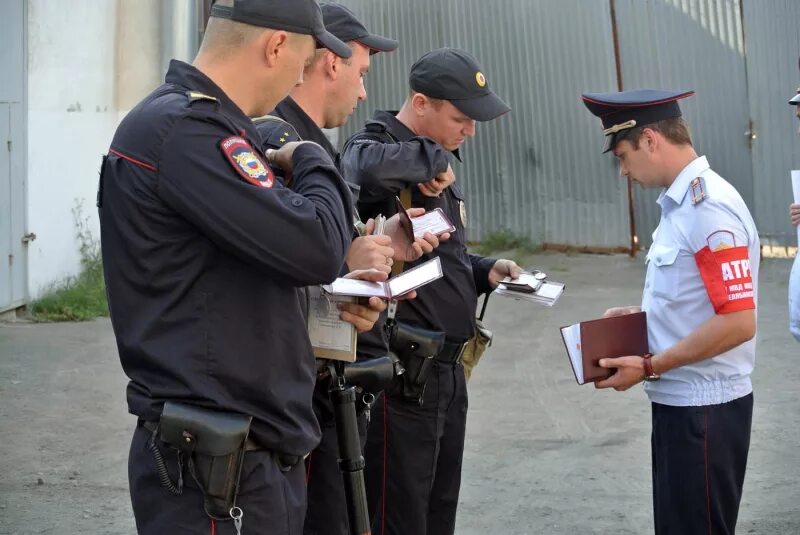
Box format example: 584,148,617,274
788,77,800,342
582,89,759,535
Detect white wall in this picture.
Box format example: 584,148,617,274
26,0,120,297
24,0,204,300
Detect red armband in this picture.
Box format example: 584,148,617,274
694,245,755,314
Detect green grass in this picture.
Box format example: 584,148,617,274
30,266,108,322
29,201,109,322
471,229,541,257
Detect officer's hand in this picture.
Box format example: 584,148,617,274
265,141,316,174
338,269,389,333
791,203,800,227
383,208,450,262
418,165,456,197
347,232,394,274
488,259,523,289
602,306,642,318
594,356,646,391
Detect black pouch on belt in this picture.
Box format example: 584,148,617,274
159,401,253,520
388,322,446,405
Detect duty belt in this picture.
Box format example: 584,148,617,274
139,420,303,467
436,340,468,364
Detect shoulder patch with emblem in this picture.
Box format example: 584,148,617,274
220,136,274,188
706,230,736,252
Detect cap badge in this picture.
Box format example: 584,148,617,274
475,72,486,88
603,120,637,136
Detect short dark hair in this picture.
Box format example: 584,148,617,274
616,117,693,149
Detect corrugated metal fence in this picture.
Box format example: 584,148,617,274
334,0,800,249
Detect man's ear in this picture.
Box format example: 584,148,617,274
411,93,428,116
324,51,339,80
641,127,658,152
263,30,290,67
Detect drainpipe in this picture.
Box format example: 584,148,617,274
609,0,638,257
160,0,204,75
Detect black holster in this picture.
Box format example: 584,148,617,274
158,402,252,520
387,322,446,405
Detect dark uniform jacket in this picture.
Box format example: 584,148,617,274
99,60,353,457
256,98,388,359
341,110,495,343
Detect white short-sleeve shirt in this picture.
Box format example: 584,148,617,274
790,255,800,342
642,156,760,407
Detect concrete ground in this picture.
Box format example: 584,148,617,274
0,252,798,534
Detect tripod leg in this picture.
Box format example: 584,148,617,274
330,385,371,535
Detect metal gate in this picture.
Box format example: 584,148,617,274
1,0,27,312
741,0,800,247
613,0,754,248
337,0,631,248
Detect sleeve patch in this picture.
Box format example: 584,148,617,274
220,136,274,188
694,245,755,314
706,230,736,251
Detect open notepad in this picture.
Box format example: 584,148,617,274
322,257,443,299
559,311,649,385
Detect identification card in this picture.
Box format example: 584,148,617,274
411,208,457,237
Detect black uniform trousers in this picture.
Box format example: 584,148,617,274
364,360,468,535
303,377,369,535
651,393,753,535
129,424,307,535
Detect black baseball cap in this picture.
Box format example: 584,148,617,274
409,48,511,122
582,89,695,152
210,0,352,59
320,3,398,55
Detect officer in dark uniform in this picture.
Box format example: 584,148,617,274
340,48,521,535
256,5,398,535
254,7,441,535
98,2,359,534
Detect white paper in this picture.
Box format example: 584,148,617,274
536,282,565,300
387,257,443,297
792,171,800,243
411,209,456,237
307,286,356,361
560,323,584,384
325,278,388,298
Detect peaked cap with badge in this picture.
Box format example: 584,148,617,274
410,47,511,122
582,89,695,152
